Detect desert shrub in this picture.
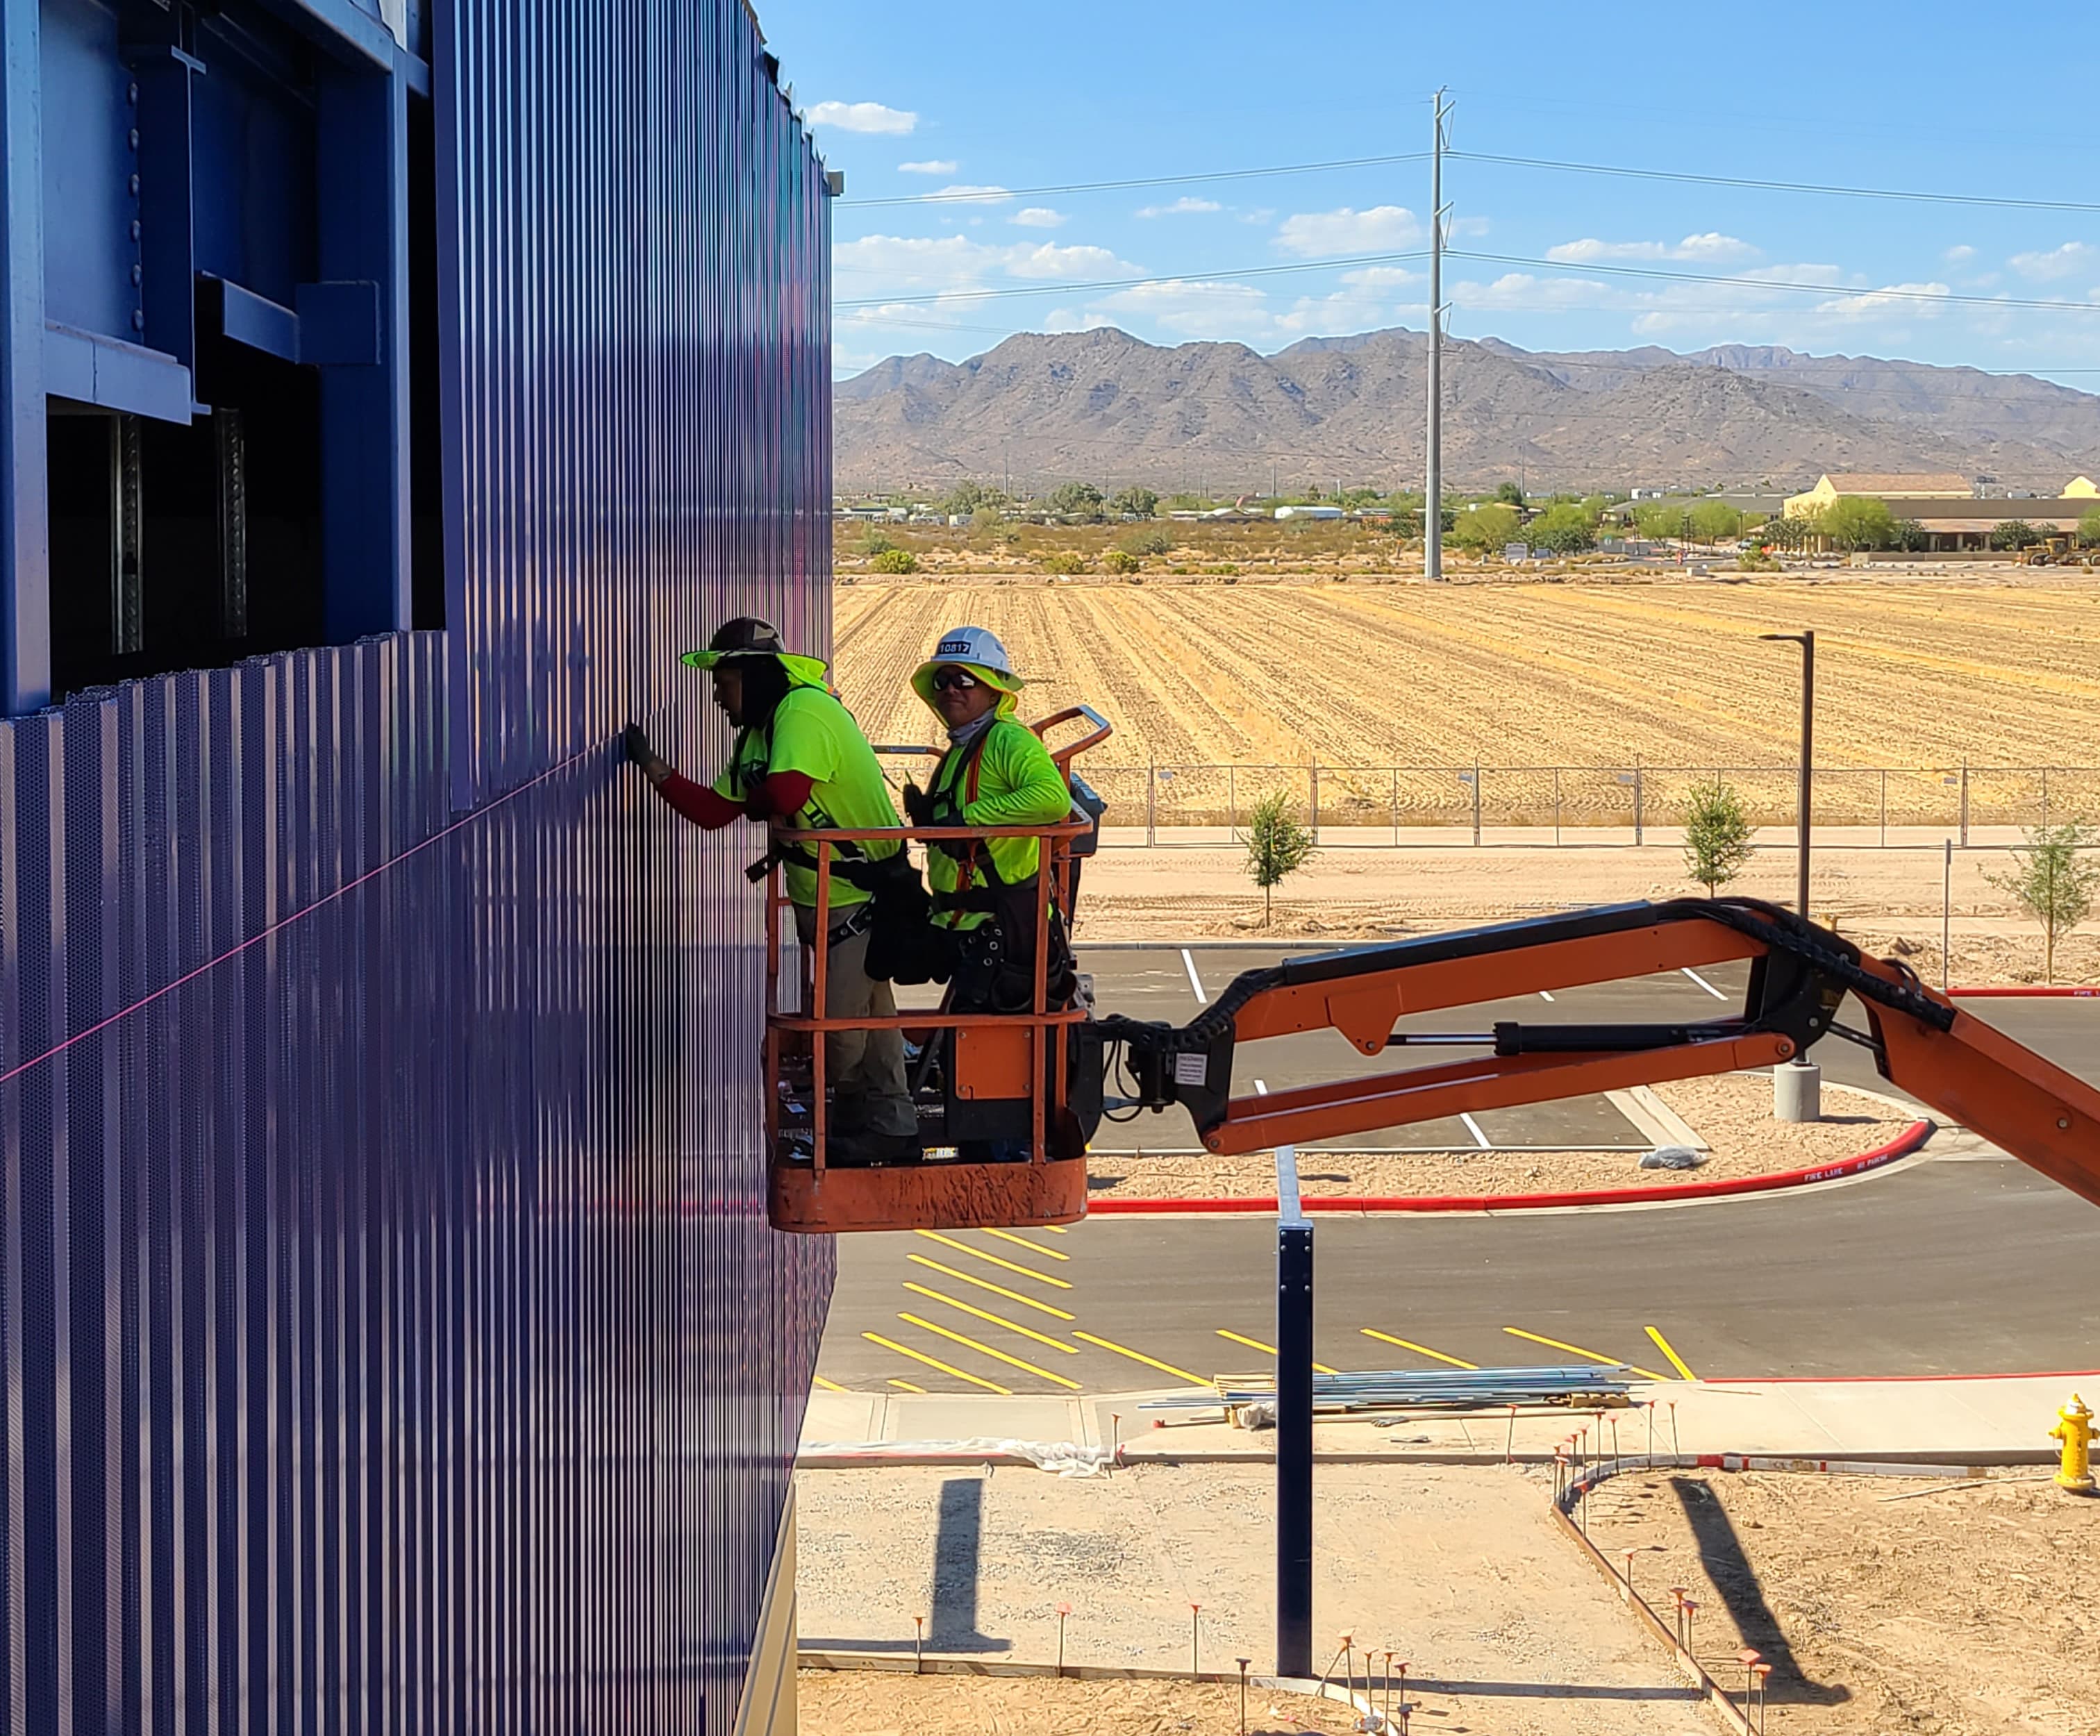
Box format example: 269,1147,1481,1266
1040,550,1088,575
1201,562,1240,576
1102,548,1141,575
869,547,917,574
1737,546,1780,572
1122,528,1174,557
860,529,896,556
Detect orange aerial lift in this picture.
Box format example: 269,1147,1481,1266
762,726,2100,1235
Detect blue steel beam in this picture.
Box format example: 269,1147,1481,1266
1,0,49,714
315,62,410,640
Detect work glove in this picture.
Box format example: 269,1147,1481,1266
901,781,935,828
622,722,655,769
743,790,775,823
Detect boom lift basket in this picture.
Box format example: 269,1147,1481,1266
765,708,1110,1234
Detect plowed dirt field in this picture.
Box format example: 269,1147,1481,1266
833,576,2098,778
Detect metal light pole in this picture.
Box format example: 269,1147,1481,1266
1758,630,1815,918
1424,87,1450,582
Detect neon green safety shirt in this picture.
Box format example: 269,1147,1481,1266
711,675,901,909
925,714,1072,929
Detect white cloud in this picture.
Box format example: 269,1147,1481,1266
1042,308,1122,334
1274,205,1422,259
1815,281,1951,320
1004,242,1130,281
806,101,918,135
897,159,958,175
1547,233,1758,265
1136,197,1224,218
931,184,1013,206
833,234,1139,310
1088,279,1276,342
1944,244,1977,264
1452,272,1629,312
2010,242,2098,281
1011,207,1067,229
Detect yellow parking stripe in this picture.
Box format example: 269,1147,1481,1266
899,1313,1083,1390
1072,1331,1203,1385
812,1374,849,1393
903,1283,1081,1354
982,1227,1071,1261
1216,1329,1338,1376
905,1254,1076,1319
1503,1326,1665,1383
913,1229,1074,1288
888,1379,928,1394
1644,1324,1699,1382
862,1331,1011,1395
1040,1224,1069,1234
1360,1328,1478,1370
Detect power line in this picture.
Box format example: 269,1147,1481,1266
838,151,1431,210
1451,150,2100,216
835,251,1431,310
1449,251,2100,316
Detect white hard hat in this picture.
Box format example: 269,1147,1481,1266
912,625,1024,703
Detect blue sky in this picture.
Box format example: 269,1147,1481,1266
758,0,2100,388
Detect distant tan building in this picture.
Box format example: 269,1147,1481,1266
2063,475,2099,498
1784,472,1972,517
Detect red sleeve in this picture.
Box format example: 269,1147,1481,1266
655,770,742,830
747,770,815,821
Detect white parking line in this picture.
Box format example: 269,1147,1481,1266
1682,968,1728,1000
1539,990,1557,1003
1458,1112,1494,1149
1182,947,1208,1005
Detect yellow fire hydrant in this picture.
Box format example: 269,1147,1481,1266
2049,1394,2097,1494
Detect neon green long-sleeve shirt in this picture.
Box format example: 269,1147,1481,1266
926,717,1070,926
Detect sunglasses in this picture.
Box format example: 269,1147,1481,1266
930,668,981,693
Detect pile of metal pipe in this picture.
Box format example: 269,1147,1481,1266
1140,1364,1635,1415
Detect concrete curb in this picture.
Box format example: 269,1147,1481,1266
1950,985,2100,998
1085,1119,1933,1217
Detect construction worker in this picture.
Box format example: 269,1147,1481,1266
902,626,1076,1016
622,617,919,1164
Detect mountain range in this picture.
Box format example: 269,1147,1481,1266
833,326,2100,495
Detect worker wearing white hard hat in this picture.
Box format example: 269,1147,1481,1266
902,626,1075,1009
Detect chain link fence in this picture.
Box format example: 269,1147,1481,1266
1037,763,2100,846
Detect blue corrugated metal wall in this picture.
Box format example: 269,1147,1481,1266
0,0,835,1728
438,0,832,808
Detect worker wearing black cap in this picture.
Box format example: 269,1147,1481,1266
623,617,919,1164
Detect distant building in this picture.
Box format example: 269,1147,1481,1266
2064,475,2100,499
1784,473,1972,516
1274,505,1344,521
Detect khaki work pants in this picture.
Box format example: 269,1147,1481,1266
795,905,917,1138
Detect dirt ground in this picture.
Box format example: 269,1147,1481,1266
834,573,2099,785
1082,1074,1915,1200
797,1671,1362,1736
1583,1467,2100,1736
1068,844,2100,986
797,1462,1709,1736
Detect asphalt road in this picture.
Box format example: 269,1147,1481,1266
818,946,2100,1396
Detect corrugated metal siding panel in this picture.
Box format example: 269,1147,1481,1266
436,0,833,808
0,635,833,1732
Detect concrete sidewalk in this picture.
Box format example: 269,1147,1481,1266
802,1371,2090,1467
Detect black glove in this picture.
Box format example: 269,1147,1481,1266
622,722,655,769
901,781,935,827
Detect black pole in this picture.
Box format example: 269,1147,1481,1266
1760,630,1815,918
1276,1221,1315,1678
1799,630,1815,920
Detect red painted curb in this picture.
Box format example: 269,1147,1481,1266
1085,1119,1933,1217
1949,986,2100,999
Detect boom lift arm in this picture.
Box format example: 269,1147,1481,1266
1076,898,2100,1210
